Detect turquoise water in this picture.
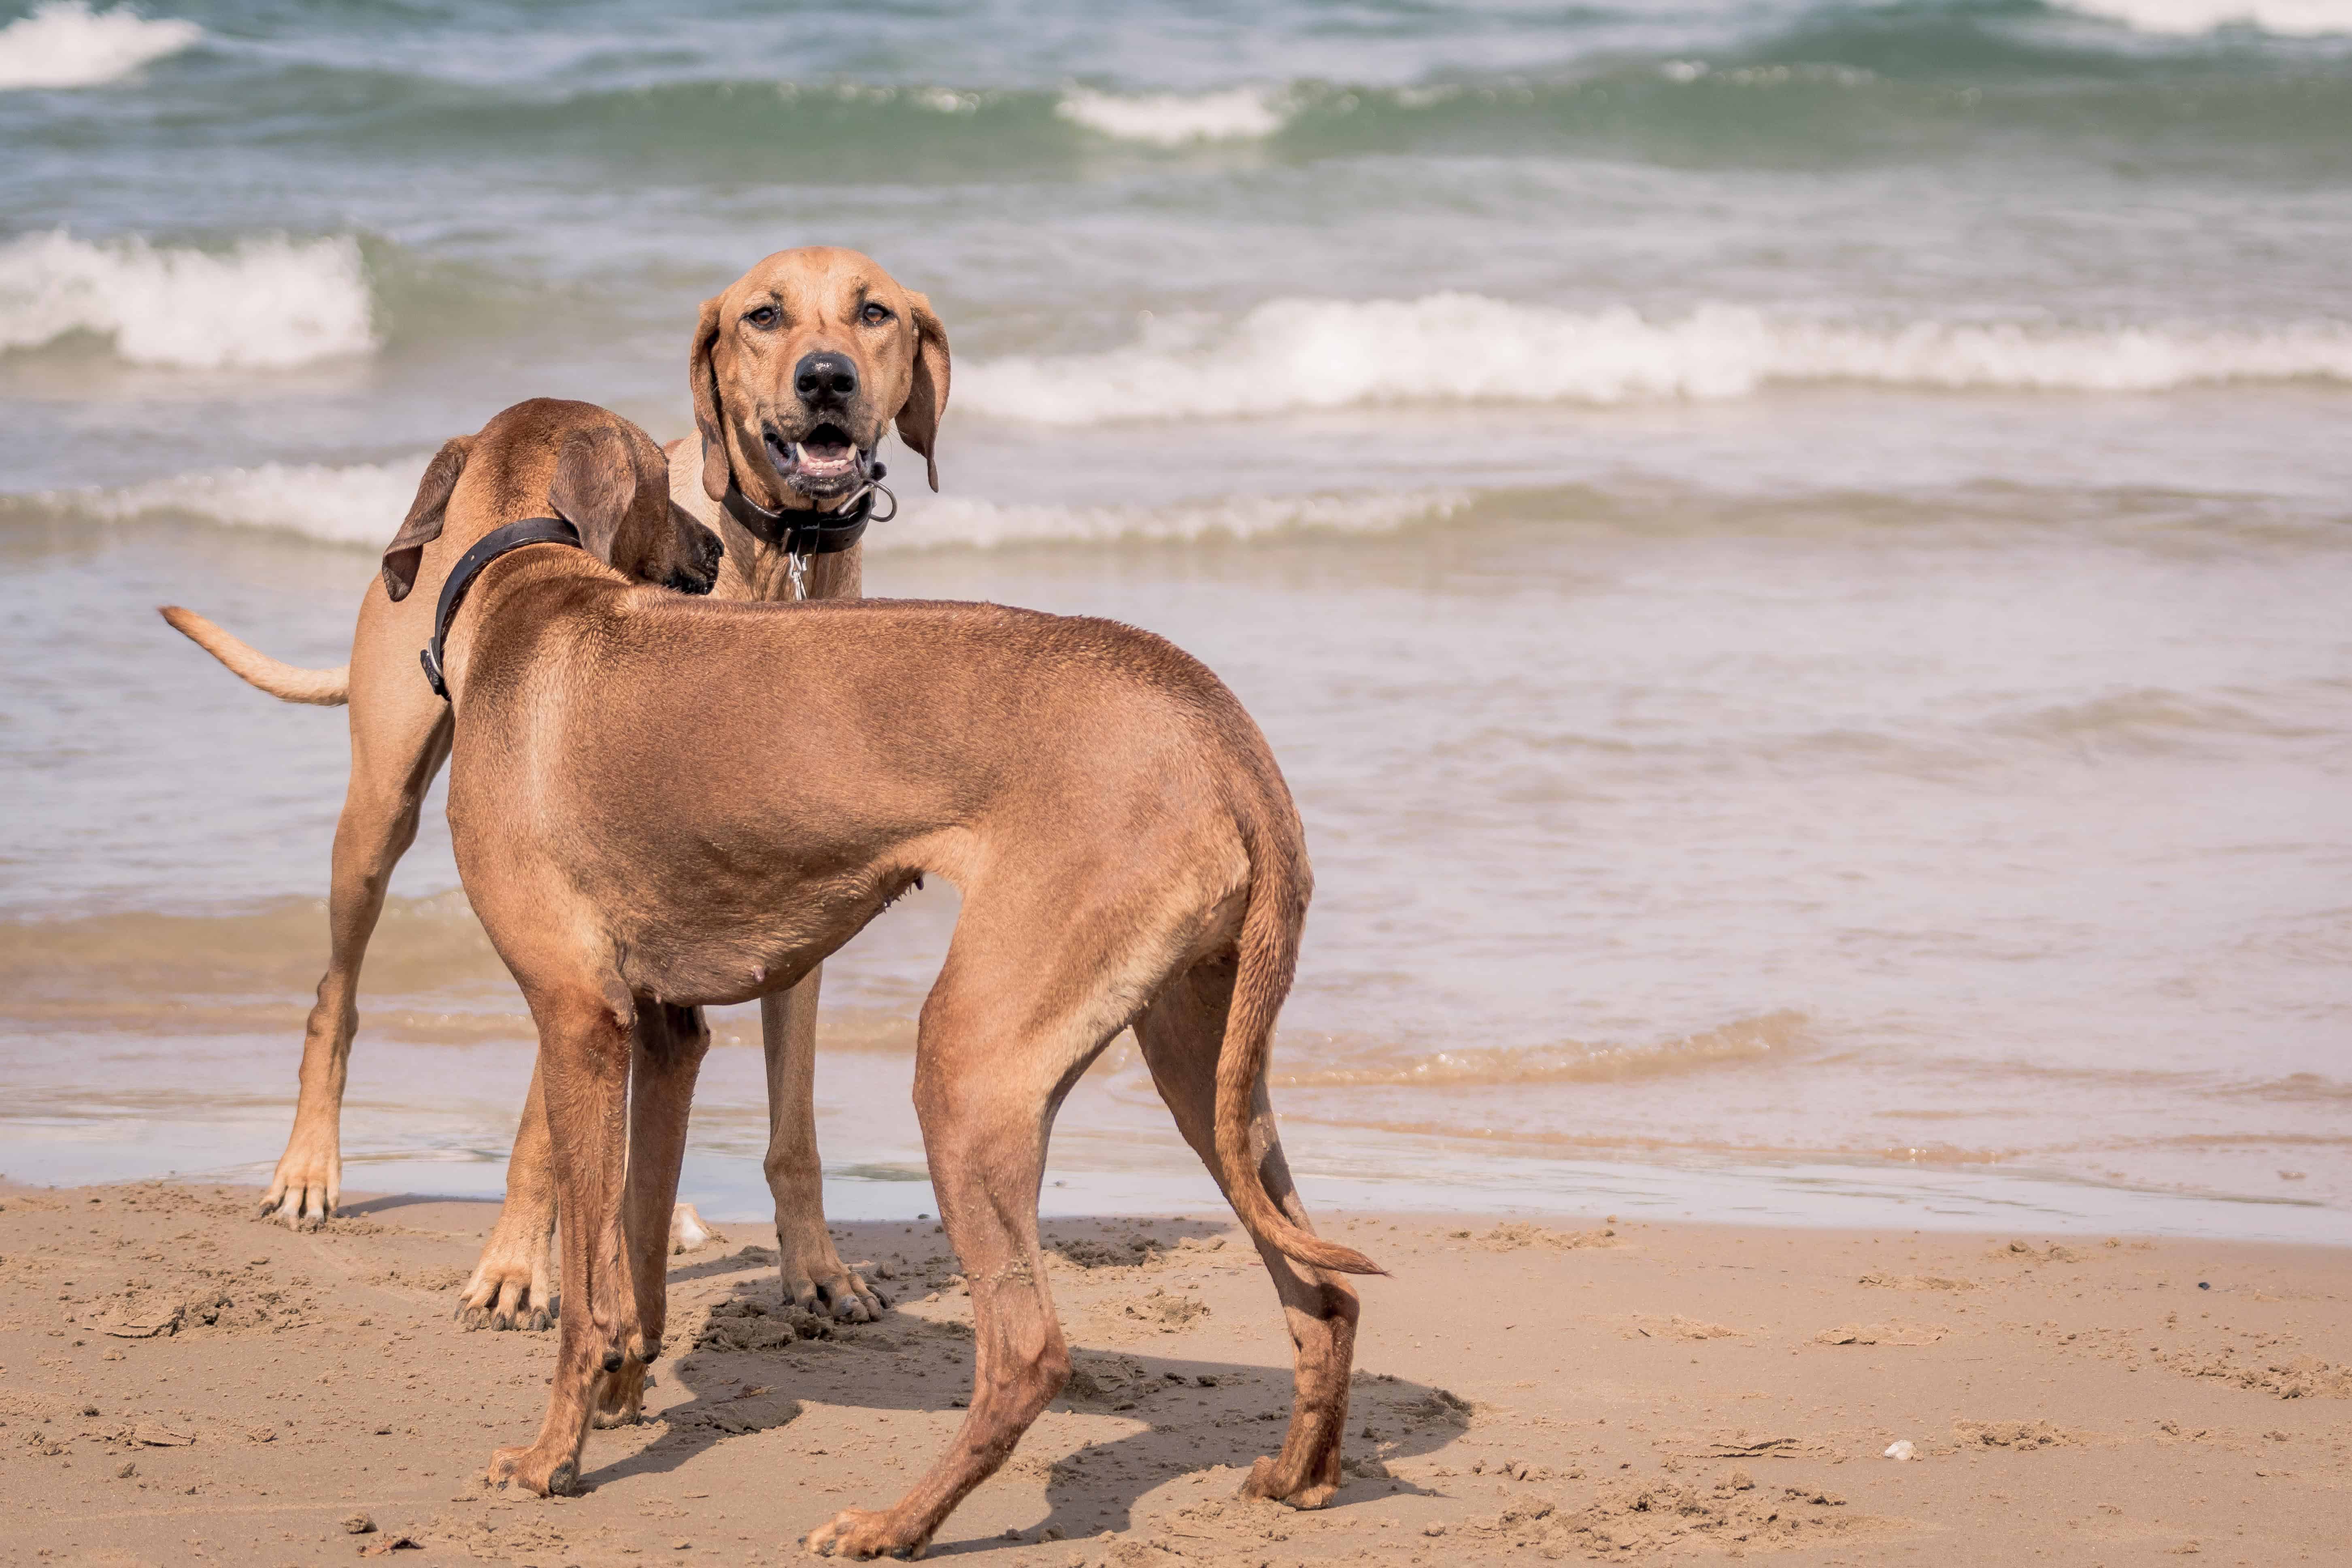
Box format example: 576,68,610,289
2,0,2349,1237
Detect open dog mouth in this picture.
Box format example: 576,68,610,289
764,422,868,499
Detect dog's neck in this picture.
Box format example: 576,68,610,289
715,487,864,604
721,480,876,560
418,518,581,700
668,440,865,605
735,534,861,602
436,545,608,706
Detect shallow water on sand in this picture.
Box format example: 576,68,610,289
2,0,2348,1236
7,485,2348,1239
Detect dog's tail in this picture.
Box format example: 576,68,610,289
157,606,349,706
1214,805,1383,1279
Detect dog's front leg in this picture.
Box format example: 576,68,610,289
262,699,449,1228
761,973,883,1321
456,1060,559,1331
488,994,633,1497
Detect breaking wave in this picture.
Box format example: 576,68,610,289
0,230,377,370
40,456,1467,554
38,54,2351,178
958,296,2352,424
58,455,425,545
872,486,1466,551
1054,85,1288,144
2061,0,2352,34
0,0,198,91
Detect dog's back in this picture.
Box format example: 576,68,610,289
449,585,1304,996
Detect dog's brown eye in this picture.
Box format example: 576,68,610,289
746,306,778,328
860,302,893,326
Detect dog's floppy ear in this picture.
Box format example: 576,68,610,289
548,426,637,564
895,288,950,492
381,436,471,602
689,294,734,506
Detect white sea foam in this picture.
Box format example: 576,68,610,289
2061,0,2352,33
0,230,377,370
64,456,426,546
51,455,1462,555
0,1,199,90
1054,85,1287,145
867,486,1465,552
957,295,2352,424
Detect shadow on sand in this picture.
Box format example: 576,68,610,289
580,1216,1463,1554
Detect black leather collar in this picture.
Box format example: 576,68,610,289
420,516,581,699
721,477,880,555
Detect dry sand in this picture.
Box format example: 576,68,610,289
2,1181,2346,1566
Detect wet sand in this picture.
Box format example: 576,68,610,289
2,1181,2346,1566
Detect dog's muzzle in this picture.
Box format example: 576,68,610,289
667,525,724,596
763,419,872,501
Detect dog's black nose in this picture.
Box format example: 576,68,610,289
794,351,858,404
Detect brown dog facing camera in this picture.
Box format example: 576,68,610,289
408,399,1378,1553
162,247,948,1333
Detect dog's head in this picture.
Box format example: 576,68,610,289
381,403,724,602
545,423,725,597
689,246,950,514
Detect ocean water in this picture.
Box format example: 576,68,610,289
2,0,2348,1240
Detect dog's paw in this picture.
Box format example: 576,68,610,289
1241,1453,1339,1511
455,1274,557,1332
806,1507,926,1559
256,1191,332,1231
455,1211,557,1331
592,1363,646,1428
257,1148,338,1231
487,1443,579,1498
783,1257,887,1324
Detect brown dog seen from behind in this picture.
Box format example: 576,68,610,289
424,403,1376,1552
161,247,948,1333
160,400,720,1335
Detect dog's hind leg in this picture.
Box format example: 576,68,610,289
593,1002,711,1428
488,982,635,1498
1136,956,1359,1509
759,974,883,1321
806,955,1092,1559
260,662,451,1229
